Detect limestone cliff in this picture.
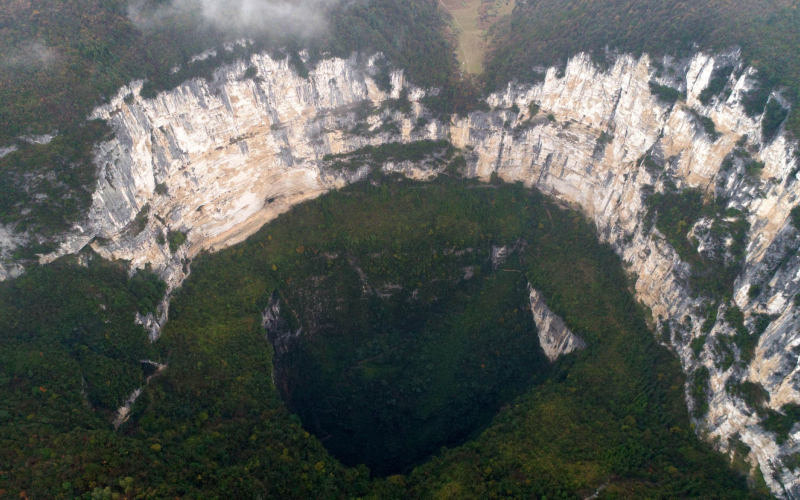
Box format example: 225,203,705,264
528,285,586,361
28,48,800,496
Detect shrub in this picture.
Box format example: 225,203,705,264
687,108,719,140
762,98,788,142
761,404,800,444
790,206,800,230
691,366,711,418
168,230,187,253
690,336,707,357
649,82,682,105
244,66,258,79
726,380,769,415
699,66,734,106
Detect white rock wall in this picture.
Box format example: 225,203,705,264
528,285,586,361
33,49,800,497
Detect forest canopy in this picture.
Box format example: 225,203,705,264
2,0,799,236
0,175,769,498
483,0,800,138
0,0,457,235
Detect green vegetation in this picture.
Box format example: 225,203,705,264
691,336,708,358
745,159,766,179
699,66,734,106
512,102,542,131
762,99,789,143
5,0,800,239
753,314,774,337
483,0,800,140
128,268,167,316
0,176,766,498
0,0,455,144
0,252,162,432
594,130,615,156
761,404,800,445
644,188,704,263
687,108,720,140
644,185,750,299
713,334,735,371
128,204,150,236
639,152,664,173
649,81,683,106
322,140,456,172
701,302,720,334
691,366,711,418
727,381,770,415
722,143,766,181
276,257,546,476
243,65,258,80
791,206,800,231
785,452,800,472
0,120,112,236
723,305,765,365
167,230,187,253
726,369,800,447
729,436,754,475
0,0,459,235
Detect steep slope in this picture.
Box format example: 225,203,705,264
8,48,800,495
3,177,761,498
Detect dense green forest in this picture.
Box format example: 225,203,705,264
3,0,799,237
0,175,770,498
0,0,458,235
643,183,750,300
483,0,800,139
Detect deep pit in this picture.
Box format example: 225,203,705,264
4,176,760,497
265,255,549,476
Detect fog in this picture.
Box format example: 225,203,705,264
1,41,56,69
131,0,344,38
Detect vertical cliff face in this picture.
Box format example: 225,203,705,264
470,52,800,495
43,53,409,290
35,49,800,496
473,53,799,495
528,285,586,361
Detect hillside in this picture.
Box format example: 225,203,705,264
1,1,800,499
483,0,800,137
0,0,456,236
0,177,765,498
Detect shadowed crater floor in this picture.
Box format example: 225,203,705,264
265,249,549,475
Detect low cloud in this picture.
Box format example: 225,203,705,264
131,0,343,38
1,41,56,70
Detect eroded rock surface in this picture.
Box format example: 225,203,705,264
528,285,586,361
22,49,800,496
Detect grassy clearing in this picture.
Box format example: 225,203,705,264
440,0,515,74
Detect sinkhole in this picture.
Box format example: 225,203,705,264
264,250,549,476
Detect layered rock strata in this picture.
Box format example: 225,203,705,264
528,285,586,361
27,49,800,496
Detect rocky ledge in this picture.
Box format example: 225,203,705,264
11,47,800,496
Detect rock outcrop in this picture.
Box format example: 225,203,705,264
528,285,586,361
24,48,800,496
